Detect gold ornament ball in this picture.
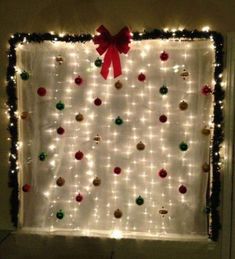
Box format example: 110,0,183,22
56,177,65,186
93,134,101,144
56,55,63,64
93,177,101,186
114,209,122,219
136,141,145,151
75,113,84,122
201,128,211,135
179,101,188,110
21,111,28,119
202,163,210,172
114,80,123,89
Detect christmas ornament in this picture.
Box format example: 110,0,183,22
115,116,123,125
158,169,167,178
94,97,102,106
114,209,122,218
201,85,212,96
180,69,189,80
179,185,187,194
20,70,29,80
56,177,65,187
136,195,144,206
74,75,83,85
39,152,47,161
93,134,101,144
56,210,64,219
22,184,31,192
138,72,146,82
179,142,188,151
159,85,168,95
160,51,169,61
94,57,102,67
93,177,101,186
136,141,145,150
93,25,131,79
159,207,168,215
114,80,123,89
37,87,47,96
179,100,188,110
202,162,210,172
56,55,63,64
113,167,122,175
20,111,28,119
203,206,211,214
75,113,84,121
201,127,211,135
75,151,84,160
57,127,65,135
76,193,83,202
159,114,167,123
56,101,65,110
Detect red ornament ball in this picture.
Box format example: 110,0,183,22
76,193,83,202
160,51,169,61
113,167,122,175
94,97,102,106
179,185,187,194
159,114,167,123
75,151,84,160
22,184,31,192
201,85,212,96
138,73,146,82
74,76,83,85
57,127,65,135
37,87,47,96
158,169,167,178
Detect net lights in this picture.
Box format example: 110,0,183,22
6,29,224,241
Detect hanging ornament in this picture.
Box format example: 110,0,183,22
20,70,30,80
75,151,84,160
39,152,47,161
159,207,168,215
56,210,64,219
115,116,123,125
113,167,122,175
159,85,168,95
201,127,211,136
75,113,84,122
56,55,63,65
37,87,47,96
20,111,28,119
93,177,101,186
22,184,31,192
158,169,167,178
179,100,188,110
136,195,144,206
179,185,187,194
201,85,212,96
94,97,102,106
56,177,65,187
94,57,102,67
57,127,65,135
74,75,83,85
136,141,145,151
114,80,123,90
179,142,188,151
93,134,101,144
202,162,210,172
160,51,169,61
180,69,189,80
114,209,122,219
56,101,65,110
203,206,211,214
76,193,83,202
138,73,146,82
159,114,167,123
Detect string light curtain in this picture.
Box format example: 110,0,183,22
14,35,218,240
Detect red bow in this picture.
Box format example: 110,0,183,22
93,25,131,79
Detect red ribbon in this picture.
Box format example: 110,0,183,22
93,25,131,79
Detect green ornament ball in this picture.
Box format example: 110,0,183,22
179,142,188,151
56,210,64,219
159,85,168,95
115,116,123,125
20,71,30,80
39,152,47,161
94,58,102,67
136,196,144,206
56,101,65,110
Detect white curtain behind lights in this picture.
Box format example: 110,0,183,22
17,38,214,240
